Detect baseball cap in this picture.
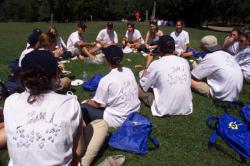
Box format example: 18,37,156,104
21,50,58,77
27,28,42,47
77,22,87,29
158,35,175,53
200,35,222,52
103,45,123,65
107,22,113,28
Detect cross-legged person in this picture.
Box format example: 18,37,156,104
67,22,96,61
81,45,140,128
191,35,243,101
122,22,144,53
139,35,193,117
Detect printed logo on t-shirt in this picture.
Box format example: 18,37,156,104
12,111,69,149
166,66,188,84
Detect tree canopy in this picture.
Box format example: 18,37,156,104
0,0,249,26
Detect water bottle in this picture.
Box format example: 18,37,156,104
82,71,88,82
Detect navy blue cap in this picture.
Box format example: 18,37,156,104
107,22,113,28
158,35,175,52
21,50,58,77
27,28,42,47
103,45,123,65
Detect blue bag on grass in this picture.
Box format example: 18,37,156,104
82,74,103,91
206,113,250,158
109,112,159,155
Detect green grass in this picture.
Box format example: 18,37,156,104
0,22,250,166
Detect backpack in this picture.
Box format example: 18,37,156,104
109,112,159,155
82,74,103,91
206,112,250,159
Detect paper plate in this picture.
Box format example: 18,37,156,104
123,47,133,54
62,70,71,75
71,79,84,86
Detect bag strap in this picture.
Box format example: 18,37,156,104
206,117,218,144
149,136,160,149
206,116,218,129
209,131,218,144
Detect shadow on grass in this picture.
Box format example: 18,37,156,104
208,143,249,164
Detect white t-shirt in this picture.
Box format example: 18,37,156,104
125,29,144,43
56,36,67,50
96,29,118,46
93,67,140,128
192,50,243,101
235,47,250,82
227,41,240,55
19,48,34,67
67,31,85,50
4,91,82,166
170,30,190,54
140,55,193,117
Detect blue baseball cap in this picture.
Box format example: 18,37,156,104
21,50,58,77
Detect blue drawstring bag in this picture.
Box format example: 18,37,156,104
206,113,250,158
82,74,103,91
109,112,159,155
241,104,250,124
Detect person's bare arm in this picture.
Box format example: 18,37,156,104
223,36,235,48
86,100,104,109
73,120,85,159
144,32,150,49
0,127,7,149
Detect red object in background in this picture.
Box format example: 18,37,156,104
135,11,141,22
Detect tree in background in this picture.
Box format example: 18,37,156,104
0,0,249,26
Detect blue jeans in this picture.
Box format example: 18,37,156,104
81,103,104,124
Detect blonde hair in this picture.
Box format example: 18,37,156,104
36,32,56,50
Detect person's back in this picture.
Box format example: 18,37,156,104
4,92,81,166
141,55,192,116
192,50,243,101
99,67,140,121
4,50,83,166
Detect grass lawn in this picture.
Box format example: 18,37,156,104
0,22,250,166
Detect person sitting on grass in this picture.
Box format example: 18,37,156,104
191,35,243,101
122,22,144,52
234,32,250,83
36,32,71,92
3,51,108,166
94,22,118,51
223,27,241,55
140,20,164,57
19,28,42,67
139,35,193,117
81,45,140,128
48,25,67,51
67,22,96,61
170,20,194,58
48,26,72,61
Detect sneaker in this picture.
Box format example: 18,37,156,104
97,155,125,166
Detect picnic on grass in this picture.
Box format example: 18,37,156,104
0,17,250,166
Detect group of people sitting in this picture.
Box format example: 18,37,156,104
0,20,250,166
